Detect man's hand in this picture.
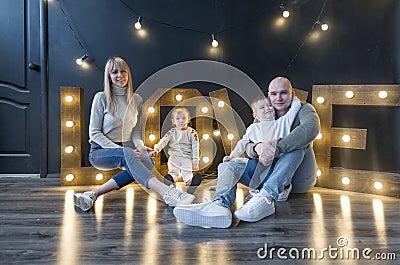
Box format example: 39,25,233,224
256,138,280,166
223,156,231,162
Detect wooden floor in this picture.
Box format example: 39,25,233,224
0,177,399,265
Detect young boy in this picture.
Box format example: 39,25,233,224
216,95,301,197
150,108,202,192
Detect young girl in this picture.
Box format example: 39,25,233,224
150,108,202,191
74,57,195,211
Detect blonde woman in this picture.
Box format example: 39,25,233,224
74,57,195,211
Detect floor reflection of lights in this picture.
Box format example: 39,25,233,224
142,195,159,265
372,199,387,247
124,187,135,252
310,193,327,260
94,195,104,232
57,190,79,265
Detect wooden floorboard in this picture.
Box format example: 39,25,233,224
0,177,398,265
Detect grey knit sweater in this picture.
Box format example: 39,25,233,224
89,86,144,148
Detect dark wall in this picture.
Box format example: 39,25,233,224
47,0,400,174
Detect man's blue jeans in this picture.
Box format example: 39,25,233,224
213,145,317,208
89,142,155,189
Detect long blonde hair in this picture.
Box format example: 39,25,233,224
103,56,134,114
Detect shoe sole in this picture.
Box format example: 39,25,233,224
74,194,93,211
234,208,275,222
173,208,232,228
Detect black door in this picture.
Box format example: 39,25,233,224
0,0,45,175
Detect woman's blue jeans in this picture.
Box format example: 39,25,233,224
89,142,155,189
213,145,317,208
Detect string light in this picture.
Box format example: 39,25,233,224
316,133,323,140
217,101,225,108
61,0,331,77
316,21,329,31
75,54,88,66
280,3,290,18
202,134,210,140
175,94,183,101
211,34,219,48
134,16,142,30
213,129,221,136
201,106,209,113
148,106,155,113
227,133,234,140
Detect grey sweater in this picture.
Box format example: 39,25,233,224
245,103,320,157
89,86,144,148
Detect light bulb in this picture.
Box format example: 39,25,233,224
227,133,234,140
65,96,74,102
201,106,208,113
345,91,354,98
342,177,350,185
65,174,74,182
202,134,210,140
378,91,387,99
211,34,218,47
75,54,88,66
317,169,322,177
134,16,142,30
282,10,290,18
149,134,156,141
321,23,329,31
217,100,225,108
65,146,74,153
202,156,210,163
213,130,220,136
65,121,74,127
316,133,323,140
96,173,104,181
148,106,155,113
374,181,383,190
175,94,183,101
342,135,351,143
316,96,325,104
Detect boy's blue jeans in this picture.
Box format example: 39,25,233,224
213,145,317,208
89,142,155,189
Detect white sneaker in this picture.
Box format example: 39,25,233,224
246,183,292,203
245,189,259,203
173,201,232,228
74,191,97,211
234,193,275,222
163,185,195,207
277,183,292,202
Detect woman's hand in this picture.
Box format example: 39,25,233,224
134,145,153,156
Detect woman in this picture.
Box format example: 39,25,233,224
74,57,195,211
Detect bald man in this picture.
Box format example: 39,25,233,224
173,77,320,227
